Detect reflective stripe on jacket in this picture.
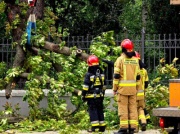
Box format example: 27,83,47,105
90,74,105,86
136,68,149,100
83,84,89,91
136,79,144,100
113,54,140,95
82,70,106,98
119,80,136,87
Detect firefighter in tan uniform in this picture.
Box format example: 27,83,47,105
135,51,149,132
113,39,140,134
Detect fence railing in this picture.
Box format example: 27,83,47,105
1,33,180,88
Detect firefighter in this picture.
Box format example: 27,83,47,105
113,39,140,134
134,51,149,132
82,55,106,132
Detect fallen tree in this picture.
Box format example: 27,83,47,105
0,0,119,120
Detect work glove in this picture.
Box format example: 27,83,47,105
113,91,117,95
5,94,11,99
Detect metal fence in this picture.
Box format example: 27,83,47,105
1,32,180,88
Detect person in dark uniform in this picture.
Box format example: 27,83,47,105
82,55,106,133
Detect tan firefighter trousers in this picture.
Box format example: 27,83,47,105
137,99,146,125
117,94,138,129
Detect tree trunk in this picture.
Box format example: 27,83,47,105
142,0,148,30
4,0,90,99
5,0,44,99
44,41,89,61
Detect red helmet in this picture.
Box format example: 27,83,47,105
87,55,99,66
120,39,134,52
135,51,141,59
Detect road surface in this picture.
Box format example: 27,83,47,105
5,129,162,134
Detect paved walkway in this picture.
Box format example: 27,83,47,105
5,129,162,134
80,130,161,134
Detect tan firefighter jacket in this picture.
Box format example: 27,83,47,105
113,54,140,95
140,68,149,90
137,68,149,100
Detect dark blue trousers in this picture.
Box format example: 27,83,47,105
87,98,105,129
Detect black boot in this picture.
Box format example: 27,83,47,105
114,128,128,134
87,126,96,133
99,126,106,132
129,128,135,134
141,124,146,131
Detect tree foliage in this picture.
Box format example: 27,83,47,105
148,0,180,34
0,1,7,37
0,0,121,129
0,0,180,38
145,57,179,125
119,0,143,34
44,0,131,36
0,0,120,123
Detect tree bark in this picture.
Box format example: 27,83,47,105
142,0,148,30
44,41,89,61
5,0,44,99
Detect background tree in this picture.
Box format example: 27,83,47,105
148,0,180,34
1,0,180,38
0,2,7,38
119,0,156,34
45,0,131,36
119,0,143,34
